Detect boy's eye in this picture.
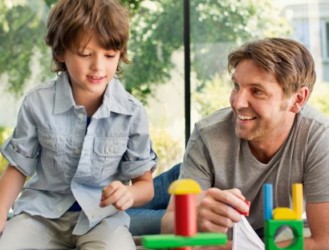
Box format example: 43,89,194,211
78,52,91,57
106,54,116,58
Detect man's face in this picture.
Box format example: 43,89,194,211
229,59,295,143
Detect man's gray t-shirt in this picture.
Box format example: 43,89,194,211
180,104,329,232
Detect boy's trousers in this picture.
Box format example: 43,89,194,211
0,212,135,250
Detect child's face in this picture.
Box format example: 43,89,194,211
59,34,120,98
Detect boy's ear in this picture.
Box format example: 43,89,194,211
290,87,310,113
57,54,65,62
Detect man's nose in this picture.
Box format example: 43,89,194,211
231,90,249,108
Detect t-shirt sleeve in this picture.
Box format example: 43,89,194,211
303,123,329,203
180,125,214,190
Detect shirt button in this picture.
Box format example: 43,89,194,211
78,114,85,120
75,149,81,154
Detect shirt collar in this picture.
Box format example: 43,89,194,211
54,72,75,115
54,73,134,117
96,77,134,118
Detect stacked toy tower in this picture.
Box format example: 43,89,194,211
142,179,227,249
263,183,304,250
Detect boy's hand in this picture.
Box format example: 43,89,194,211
100,181,134,211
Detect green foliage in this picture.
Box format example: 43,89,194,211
0,0,51,95
308,82,329,116
123,0,291,102
0,127,12,175
150,127,182,176
193,75,231,116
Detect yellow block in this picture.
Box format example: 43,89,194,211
292,183,303,220
273,207,298,220
168,179,202,195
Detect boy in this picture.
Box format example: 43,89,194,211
0,0,157,249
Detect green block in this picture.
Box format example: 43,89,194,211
264,220,304,250
142,233,227,249
265,220,303,237
265,236,304,250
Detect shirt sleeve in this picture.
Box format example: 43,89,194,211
120,106,157,180
303,122,329,203
0,97,39,176
180,125,214,190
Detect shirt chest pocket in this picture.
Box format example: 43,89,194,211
92,136,128,178
38,128,66,153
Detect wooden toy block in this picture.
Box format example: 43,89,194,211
238,200,251,216
168,179,202,237
142,179,228,249
292,184,303,220
273,183,303,220
273,208,298,220
265,220,304,238
174,194,197,236
263,183,304,250
264,220,304,250
142,233,227,249
263,183,273,220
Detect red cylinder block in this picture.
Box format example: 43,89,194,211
174,194,197,236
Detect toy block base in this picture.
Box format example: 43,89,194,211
142,233,227,249
264,220,304,250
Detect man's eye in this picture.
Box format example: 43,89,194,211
233,83,240,90
253,89,263,95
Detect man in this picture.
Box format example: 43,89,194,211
161,38,329,249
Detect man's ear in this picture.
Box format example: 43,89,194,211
290,87,310,113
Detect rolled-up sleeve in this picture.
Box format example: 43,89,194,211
120,106,157,180
0,97,39,176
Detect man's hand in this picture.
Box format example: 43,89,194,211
0,213,7,234
100,181,134,211
197,188,249,233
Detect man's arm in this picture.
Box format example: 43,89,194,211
0,164,26,233
161,195,175,234
304,202,329,248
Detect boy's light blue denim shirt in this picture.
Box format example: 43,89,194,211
1,72,157,235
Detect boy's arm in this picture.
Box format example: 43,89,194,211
100,170,154,210
0,164,26,232
129,170,154,207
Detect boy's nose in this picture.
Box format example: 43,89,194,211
90,56,104,71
